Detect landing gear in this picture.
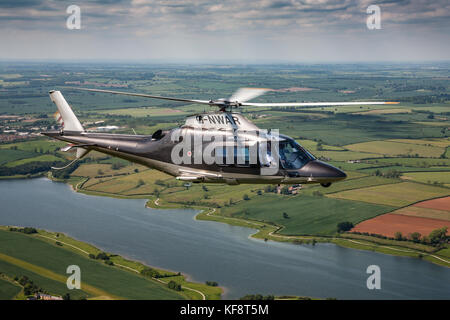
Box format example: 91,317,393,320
320,182,332,188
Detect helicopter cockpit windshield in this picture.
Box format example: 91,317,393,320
278,138,315,170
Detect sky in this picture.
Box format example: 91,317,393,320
0,0,449,62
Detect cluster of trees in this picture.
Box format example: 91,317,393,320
279,186,291,195
137,179,145,187
111,162,126,170
240,294,274,300
394,227,448,245
205,281,218,287
140,267,161,279
373,169,402,178
373,169,401,179
88,252,113,265
292,238,320,245
263,185,296,195
0,160,65,177
15,276,43,296
154,179,181,188
167,280,182,291
337,222,354,233
140,267,175,279
264,185,278,193
9,227,37,234
351,227,448,247
398,93,450,104
428,227,448,245
180,199,222,208
316,140,324,151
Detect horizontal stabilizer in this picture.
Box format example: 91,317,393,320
60,143,92,159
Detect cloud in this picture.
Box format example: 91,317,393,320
0,0,448,61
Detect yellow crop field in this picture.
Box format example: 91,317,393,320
314,150,383,161
402,171,450,184
328,182,450,207
72,164,114,177
387,138,450,148
392,206,450,221
85,169,172,195
162,183,258,206
297,139,345,151
72,163,145,177
413,122,450,127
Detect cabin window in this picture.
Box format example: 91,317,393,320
215,146,250,166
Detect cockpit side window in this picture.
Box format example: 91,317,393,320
278,139,314,169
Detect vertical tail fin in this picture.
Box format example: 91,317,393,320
49,90,84,132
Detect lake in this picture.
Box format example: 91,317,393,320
0,178,448,299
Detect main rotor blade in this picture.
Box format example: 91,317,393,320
68,88,214,106
240,101,399,107
228,87,270,103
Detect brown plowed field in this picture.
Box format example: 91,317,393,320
413,196,450,211
351,213,449,238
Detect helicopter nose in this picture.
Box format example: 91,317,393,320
301,160,347,180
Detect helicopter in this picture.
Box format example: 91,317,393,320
42,87,397,186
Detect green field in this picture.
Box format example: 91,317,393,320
5,154,63,167
0,259,89,299
219,194,394,235
0,140,64,153
345,140,445,158
0,149,38,165
0,230,184,300
0,277,22,300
